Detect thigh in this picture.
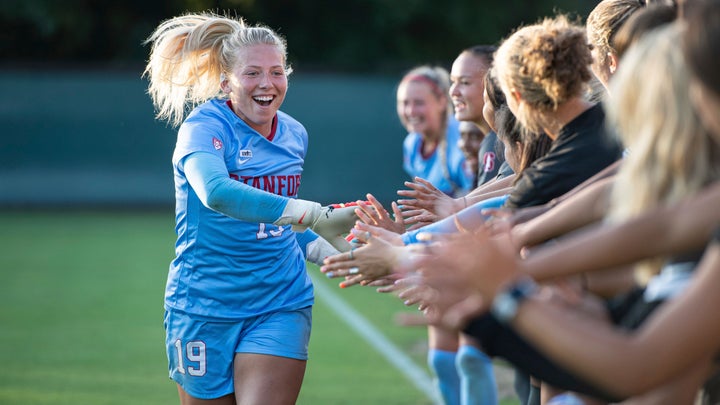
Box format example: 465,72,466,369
232,307,312,405
165,310,243,400
233,353,307,405
236,306,312,360
428,325,460,351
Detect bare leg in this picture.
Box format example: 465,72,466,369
233,353,306,405
429,325,460,352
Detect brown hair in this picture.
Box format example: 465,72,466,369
612,3,677,58
587,0,645,66
683,0,720,97
494,15,593,134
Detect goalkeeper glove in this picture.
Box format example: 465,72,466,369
274,200,367,252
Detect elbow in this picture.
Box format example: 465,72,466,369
204,187,229,213
199,177,232,213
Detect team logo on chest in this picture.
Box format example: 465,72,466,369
238,149,253,164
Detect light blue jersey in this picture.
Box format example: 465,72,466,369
167,99,313,320
402,117,474,197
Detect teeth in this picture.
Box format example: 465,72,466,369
254,96,273,102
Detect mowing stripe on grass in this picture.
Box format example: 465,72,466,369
310,273,439,403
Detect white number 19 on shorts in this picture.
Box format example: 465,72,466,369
174,339,207,376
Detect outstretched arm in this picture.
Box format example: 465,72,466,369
412,217,720,399
401,195,508,245
512,176,614,249
466,174,516,200
513,234,720,397
523,180,720,280
183,151,292,223
413,182,720,324
184,151,357,250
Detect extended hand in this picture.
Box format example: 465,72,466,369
307,202,367,252
354,193,406,235
320,228,413,288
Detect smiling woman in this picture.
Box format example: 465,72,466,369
220,43,289,136
397,66,474,198
142,11,359,405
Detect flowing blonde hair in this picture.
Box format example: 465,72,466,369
607,24,720,282
143,12,291,127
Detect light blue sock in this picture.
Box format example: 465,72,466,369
456,345,498,405
428,349,461,405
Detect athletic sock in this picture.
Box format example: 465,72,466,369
456,345,498,405
428,349,461,405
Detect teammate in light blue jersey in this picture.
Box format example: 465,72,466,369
398,66,475,198
144,12,356,404
403,116,473,197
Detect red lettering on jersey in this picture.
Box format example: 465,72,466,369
263,176,275,193
228,173,302,197
482,152,496,173
287,175,296,196
277,175,286,195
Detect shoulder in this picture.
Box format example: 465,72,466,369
186,99,234,123
181,100,233,135
276,111,307,134
174,100,236,163
404,132,421,147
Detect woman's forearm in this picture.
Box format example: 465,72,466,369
513,241,720,397
523,181,720,279
514,177,613,248
467,174,516,199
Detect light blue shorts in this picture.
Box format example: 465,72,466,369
164,306,312,399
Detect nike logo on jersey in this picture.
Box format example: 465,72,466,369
237,149,253,164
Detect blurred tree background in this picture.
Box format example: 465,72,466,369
0,0,595,72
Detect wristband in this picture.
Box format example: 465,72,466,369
491,278,537,324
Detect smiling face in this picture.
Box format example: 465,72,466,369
450,52,490,126
221,44,288,136
396,80,447,139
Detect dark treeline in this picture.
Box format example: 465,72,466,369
0,0,596,73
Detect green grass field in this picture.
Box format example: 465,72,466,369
0,211,517,405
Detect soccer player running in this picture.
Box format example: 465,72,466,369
144,12,355,405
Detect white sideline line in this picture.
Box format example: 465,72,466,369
311,273,440,404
